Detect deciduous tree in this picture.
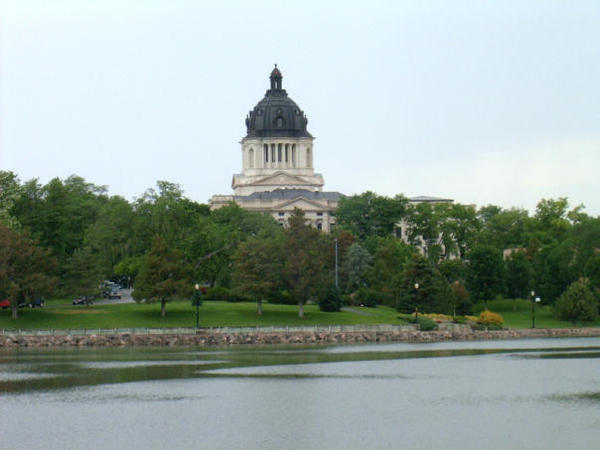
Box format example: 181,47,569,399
132,235,192,317
0,224,57,319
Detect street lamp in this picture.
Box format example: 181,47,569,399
334,238,339,289
194,283,201,329
531,290,536,328
414,283,419,323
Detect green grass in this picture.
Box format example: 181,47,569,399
2,297,599,330
473,298,600,329
0,301,402,330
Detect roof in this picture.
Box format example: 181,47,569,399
409,195,454,203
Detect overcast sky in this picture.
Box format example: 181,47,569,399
1,0,599,215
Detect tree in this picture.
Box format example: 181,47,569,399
336,191,407,239
466,244,505,307
318,285,343,312
0,224,57,319
232,237,283,315
341,243,372,293
365,236,413,293
188,203,281,287
84,196,137,277
62,247,103,304
0,171,21,229
281,209,329,317
394,253,452,315
404,202,444,261
132,235,192,317
505,251,531,303
554,278,598,326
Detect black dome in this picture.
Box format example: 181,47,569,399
245,66,312,138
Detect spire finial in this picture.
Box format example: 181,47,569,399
269,65,283,90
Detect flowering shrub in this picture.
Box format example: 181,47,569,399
478,310,504,327
424,313,454,323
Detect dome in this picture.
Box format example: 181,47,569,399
245,66,312,138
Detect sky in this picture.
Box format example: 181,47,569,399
1,0,599,215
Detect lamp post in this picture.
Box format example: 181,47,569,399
414,283,419,323
531,290,535,328
194,283,201,329
334,238,339,289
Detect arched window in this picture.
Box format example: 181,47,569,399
248,148,254,168
306,147,312,167
274,116,285,128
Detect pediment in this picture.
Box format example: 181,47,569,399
272,196,329,211
254,172,312,186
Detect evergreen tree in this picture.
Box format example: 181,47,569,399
554,278,598,326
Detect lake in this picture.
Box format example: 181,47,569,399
1,338,599,449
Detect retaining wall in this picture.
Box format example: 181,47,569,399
1,327,599,348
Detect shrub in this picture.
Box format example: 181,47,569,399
204,286,230,301
227,290,252,302
416,316,438,331
554,278,598,326
355,288,378,308
478,310,504,327
470,322,503,331
319,286,343,312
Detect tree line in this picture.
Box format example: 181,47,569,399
1,172,598,322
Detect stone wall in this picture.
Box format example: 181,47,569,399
1,327,600,348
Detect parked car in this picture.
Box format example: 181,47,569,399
29,297,44,308
108,289,122,299
0,299,10,309
73,296,94,306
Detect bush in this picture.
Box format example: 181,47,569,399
227,290,253,302
470,322,503,331
270,290,296,305
416,316,438,331
204,286,230,301
319,286,342,312
554,278,598,326
478,310,504,327
355,288,378,308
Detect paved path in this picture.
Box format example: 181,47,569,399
341,306,376,317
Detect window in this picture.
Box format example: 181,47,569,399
278,212,284,217
248,148,254,168
316,212,323,217
264,144,268,162
285,144,289,162
292,144,296,166
278,143,282,162
271,144,275,163
317,222,322,231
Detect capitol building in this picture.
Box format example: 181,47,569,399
209,66,342,231
210,66,452,231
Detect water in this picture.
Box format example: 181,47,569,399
1,338,599,449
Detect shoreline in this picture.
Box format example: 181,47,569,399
1,327,599,348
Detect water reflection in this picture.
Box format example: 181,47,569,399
1,338,599,395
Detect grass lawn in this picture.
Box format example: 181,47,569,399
474,298,600,329
2,298,599,331
0,300,403,330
